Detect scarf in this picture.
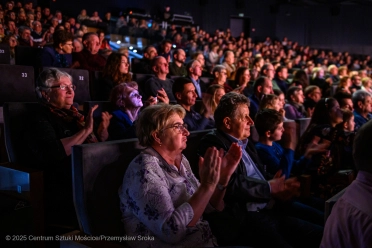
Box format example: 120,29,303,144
45,103,98,143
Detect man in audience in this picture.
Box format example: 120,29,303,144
260,63,279,90
222,50,236,80
321,120,372,247
198,92,323,248
143,56,175,102
303,85,322,114
334,91,353,111
172,77,214,131
18,26,33,47
169,49,187,76
352,90,372,131
273,66,290,93
132,45,158,74
246,76,274,119
326,64,340,84
186,60,207,99
350,75,362,93
31,21,44,47
72,32,106,71
158,39,172,62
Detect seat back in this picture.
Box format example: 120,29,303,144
3,102,39,163
0,44,11,65
278,120,297,149
71,139,144,236
15,46,42,67
0,64,36,105
295,118,311,138
83,101,112,123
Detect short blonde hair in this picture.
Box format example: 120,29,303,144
362,77,371,87
136,104,186,147
259,94,278,110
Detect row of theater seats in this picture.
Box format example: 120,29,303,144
0,101,348,246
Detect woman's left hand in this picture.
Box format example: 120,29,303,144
101,111,112,129
219,143,242,186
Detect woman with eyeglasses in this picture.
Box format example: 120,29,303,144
211,64,233,93
23,68,111,228
41,29,74,68
108,82,144,140
2,34,18,65
119,104,241,247
96,52,132,100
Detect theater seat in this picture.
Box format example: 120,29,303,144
71,139,145,237
0,44,11,65
0,65,36,106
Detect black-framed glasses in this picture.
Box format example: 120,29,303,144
161,123,188,134
49,85,76,91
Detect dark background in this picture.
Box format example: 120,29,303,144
4,0,372,54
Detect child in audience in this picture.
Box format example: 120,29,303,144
258,94,286,118
255,109,327,178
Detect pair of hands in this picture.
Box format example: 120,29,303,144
85,105,112,134
269,170,301,201
199,143,242,189
146,88,169,106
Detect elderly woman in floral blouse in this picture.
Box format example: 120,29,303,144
119,104,241,247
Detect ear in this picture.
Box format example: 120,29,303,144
175,92,182,101
265,130,271,138
223,117,231,130
151,131,162,145
214,71,219,78
343,121,348,130
358,101,363,109
257,85,262,93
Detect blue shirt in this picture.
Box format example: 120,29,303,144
190,77,202,99
353,110,372,131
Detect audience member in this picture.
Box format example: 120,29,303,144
284,86,307,119
132,45,157,74
169,48,187,76
119,103,241,247
172,77,214,131
211,65,233,93
41,30,73,68
186,60,207,99
352,90,372,131
334,91,353,111
303,85,322,116
273,66,290,93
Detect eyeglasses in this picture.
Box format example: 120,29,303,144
128,92,141,98
161,123,188,134
49,85,76,91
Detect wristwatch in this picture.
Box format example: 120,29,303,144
217,183,228,191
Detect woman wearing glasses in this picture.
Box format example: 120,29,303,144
119,104,241,247
24,68,111,228
41,30,74,68
108,82,143,140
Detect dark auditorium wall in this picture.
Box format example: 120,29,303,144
42,0,372,54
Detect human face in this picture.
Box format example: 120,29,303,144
146,47,158,60
0,24,4,35
8,36,17,48
179,83,197,107
361,96,372,114
60,40,74,54
119,56,129,74
155,57,169,75
279,68,288,80
269,122,284,142
163,42,172,53
123,88,143,108
176,50,186,63
241,69,251,84
216,69,227,84
272,99,281,112
84,35,100,54
310,88,322,102
260,79,274,95
341,98,353,111
196,54,205,66
345,115,355,132
228,104,254,140
191,61,202,77
293,90,304,104
214,88,225,104
328,100,343,126
353,76,362,86
278,93,285,108
265,64,275,80
21,29,31,41
160,114,190,152
47,77,75,109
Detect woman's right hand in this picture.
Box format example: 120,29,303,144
85,105,98,133
157,88,169,104
198,147,221,189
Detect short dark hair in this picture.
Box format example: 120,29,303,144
353,120,372,173
53,30,73,48
275,65,287,74
286,86,302,101
253,76,268,93
255,109,283,136
82,32,98,42
214,92,250,129
172,77,193,98
333,91,352,106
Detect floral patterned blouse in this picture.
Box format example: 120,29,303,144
118,148,216,248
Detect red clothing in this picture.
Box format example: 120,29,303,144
73,49,106,71
210,81,233,93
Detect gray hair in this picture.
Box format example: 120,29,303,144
352,90,371,109
36,68,73,98
212,64,226,75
